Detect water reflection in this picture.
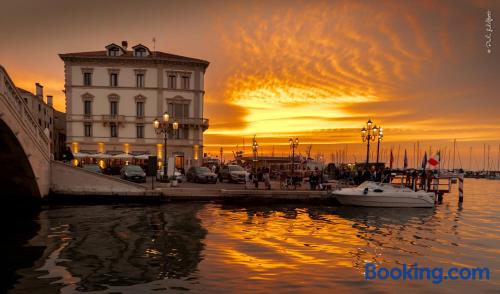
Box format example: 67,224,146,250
37,203,207,292
7,179,500,293
3,210,44,293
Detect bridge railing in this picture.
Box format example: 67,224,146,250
0,65,50,159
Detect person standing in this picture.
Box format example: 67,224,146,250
263,166,271,190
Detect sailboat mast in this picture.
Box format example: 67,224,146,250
452,139,456,172
469,146,472,171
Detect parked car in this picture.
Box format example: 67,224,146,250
81,164,103,174
219,165,247,183
186,167,217,183
156,168,184,182
120,165,146,183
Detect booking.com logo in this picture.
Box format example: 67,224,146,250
365,263,490,284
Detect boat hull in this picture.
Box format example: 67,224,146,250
330,182,436,208
332,193,435,208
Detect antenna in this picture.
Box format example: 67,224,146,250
152,37,156,55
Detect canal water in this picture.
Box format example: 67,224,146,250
5,179,499,293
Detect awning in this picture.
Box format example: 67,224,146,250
92,153,112,159
112,153,134,160
134,154,151,160
72,152,90,159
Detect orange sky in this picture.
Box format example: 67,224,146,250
1,0,499,169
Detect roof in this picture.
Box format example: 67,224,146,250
17,87,33,94
59,49,209,67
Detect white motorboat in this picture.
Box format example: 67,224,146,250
330,181,435,208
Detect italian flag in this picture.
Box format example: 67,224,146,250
428,151,440,166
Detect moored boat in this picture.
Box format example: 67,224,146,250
330,181,435,208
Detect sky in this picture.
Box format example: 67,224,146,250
1,0,499,169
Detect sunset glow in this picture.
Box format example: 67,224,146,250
1,0,498,169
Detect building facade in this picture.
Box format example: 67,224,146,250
18,84,56,157
59,42,209,170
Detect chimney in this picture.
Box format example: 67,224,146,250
122,40,128,51
47,95,53,107
35,83,43,98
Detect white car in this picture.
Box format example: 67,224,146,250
156,169,184,182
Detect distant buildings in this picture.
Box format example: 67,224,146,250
18,84,66,160
59,41,210,170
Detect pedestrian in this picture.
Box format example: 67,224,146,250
253,170,259,189
263,166,271,190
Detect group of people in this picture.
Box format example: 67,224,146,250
246,167,272,190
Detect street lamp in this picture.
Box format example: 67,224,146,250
376,126,383,165
361,119,379,167
252,136,259,172
289,137,299,175
153,112,178,181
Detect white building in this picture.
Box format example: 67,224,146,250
59,41,209,170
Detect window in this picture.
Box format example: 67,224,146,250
136,101,145,117
108,47,120,56
84,100,92,116
84,123,92,137
136,73,145,88
182,76,190,89
50,117,52,124
168,75,176,89
134,48,147,57
38,104,41,112
169,127,188,140
110,73,118,87
83,72,92,86
110,101,118,116
38,119,41,126
110,123,118,137
136,125,144,138
168,102,189,118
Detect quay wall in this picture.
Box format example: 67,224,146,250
50,161,148,195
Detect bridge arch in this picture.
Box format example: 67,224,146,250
0,65,51,202
0,119,40,199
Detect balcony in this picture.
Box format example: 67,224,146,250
174,117,209,131
102,114,125,126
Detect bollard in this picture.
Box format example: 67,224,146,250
458,173,464,203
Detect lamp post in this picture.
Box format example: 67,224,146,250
361,119,379,168
376,126,383,165
289,137,299,175
220,147,223,165
153,112,178,181
252,135,259,172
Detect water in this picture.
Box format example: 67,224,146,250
6,179,500,293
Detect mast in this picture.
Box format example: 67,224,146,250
487,145,491,171
469,146,472,171
483,143,486,171
452,139,456,172
396,144,401,169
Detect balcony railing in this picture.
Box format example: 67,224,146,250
173,117,209,130
102,114,125,125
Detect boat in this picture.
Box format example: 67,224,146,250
330,181,435,208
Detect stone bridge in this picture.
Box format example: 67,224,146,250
0,65,51,201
